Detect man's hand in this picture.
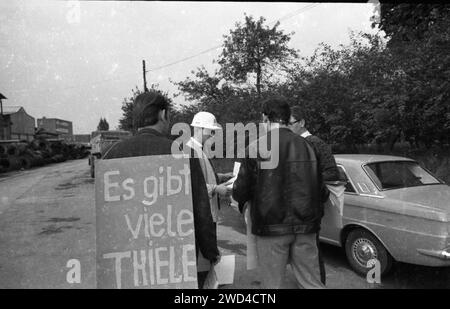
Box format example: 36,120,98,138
212,253,222,266
214,183,232,197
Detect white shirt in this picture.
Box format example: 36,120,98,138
300,130,312,138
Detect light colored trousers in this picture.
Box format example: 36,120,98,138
256,233,326,289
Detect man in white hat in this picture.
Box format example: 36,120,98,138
185,111,233,286
186,111,233,222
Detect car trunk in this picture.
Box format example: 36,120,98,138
383,184,450,214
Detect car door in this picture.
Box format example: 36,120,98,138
320,165,358,245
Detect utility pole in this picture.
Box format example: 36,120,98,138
142,60,148,92
0,93,6,140
0,93,5,116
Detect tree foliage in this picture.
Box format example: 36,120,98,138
119,86,142,132
281,24,450,149
172,67,261,126
97,117,109,131
168,10,450,152
218,15,298,96
376,4,450,42
375,4,450,147
118,84,172,133
172,14,298,131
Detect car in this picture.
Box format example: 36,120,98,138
88,130,131,178
320,154,450,277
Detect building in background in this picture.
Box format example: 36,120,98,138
0,106,35,141
37,117,73,142
0,114,11,140
0,93,9,140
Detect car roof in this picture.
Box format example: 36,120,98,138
334,154,416,165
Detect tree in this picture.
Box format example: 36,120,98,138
281,26,450,150
374,4,450,146
279,32,408,150
173,11,450,150
218,14,298,96
172,67,261,125
172,67,231,103
119,86,142,132
97,118,109,131
173,14,299,128
376,4,450,43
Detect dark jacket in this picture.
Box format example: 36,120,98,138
304,135,340,182
102,128,220,263
232,127,327,236
183,141,221,211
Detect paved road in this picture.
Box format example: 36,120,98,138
0,160,96,288
0,160,448,289
218,204,450,289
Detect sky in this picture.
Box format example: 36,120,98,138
0,1,381,134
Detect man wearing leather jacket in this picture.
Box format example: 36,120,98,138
232,96,328,289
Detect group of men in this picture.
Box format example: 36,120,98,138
103,91,340,289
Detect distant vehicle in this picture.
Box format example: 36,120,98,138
88,130,131,178
320,154,450,276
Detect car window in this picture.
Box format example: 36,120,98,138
337,165,356,193
363,161,441,190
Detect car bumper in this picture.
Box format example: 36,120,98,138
417,248,450,261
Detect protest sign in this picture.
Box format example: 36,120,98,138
95,155,198,289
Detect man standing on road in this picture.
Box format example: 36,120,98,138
288,106,342,286
184,111,234,284
232,96,328,289
102,91,220,288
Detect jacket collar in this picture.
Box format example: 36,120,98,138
269,127,292,134
137,127,166,137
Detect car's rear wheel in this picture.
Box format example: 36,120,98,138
345,228,393,277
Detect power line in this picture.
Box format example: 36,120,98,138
272,3,320,25
146,3,321,72
8,3,321,95
147,45,221,72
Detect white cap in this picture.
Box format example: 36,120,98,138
190,112,222,130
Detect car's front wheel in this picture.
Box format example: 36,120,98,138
345,228,393,277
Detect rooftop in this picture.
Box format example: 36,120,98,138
1,106,23,115
38,117,72,123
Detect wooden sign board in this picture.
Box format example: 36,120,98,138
95,155,198,289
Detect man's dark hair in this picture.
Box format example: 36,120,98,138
291,106,305,121
261,96,291,125
132,91,170,129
